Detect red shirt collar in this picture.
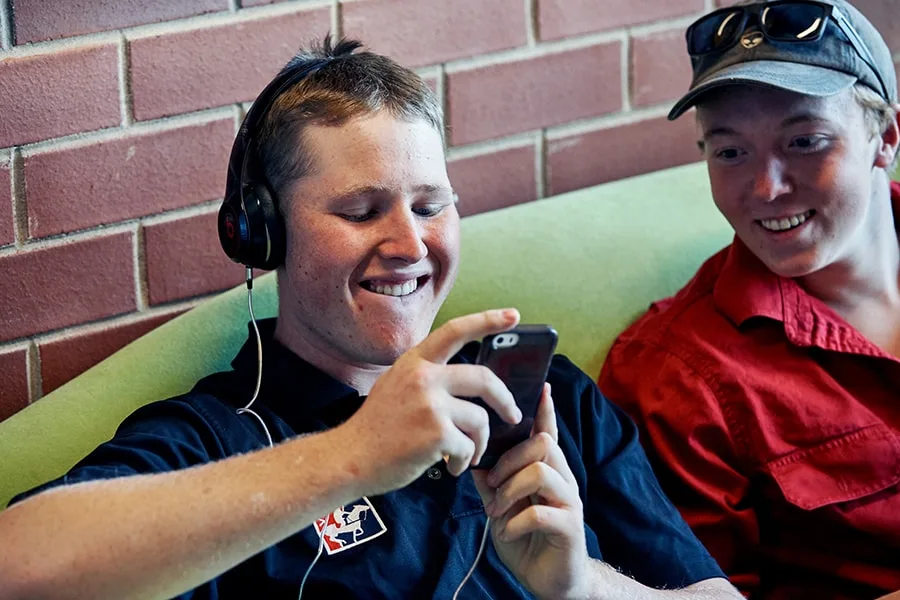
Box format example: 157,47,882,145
713,181,900,356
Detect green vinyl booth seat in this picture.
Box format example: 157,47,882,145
0,162,748,507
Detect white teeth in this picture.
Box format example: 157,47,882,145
760,210,814,232
370,279,418,297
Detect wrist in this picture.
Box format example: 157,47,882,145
318,422,373,500
555,557,602,600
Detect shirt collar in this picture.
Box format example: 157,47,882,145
228,319,481,430
230,318,361,425
713,181,900,356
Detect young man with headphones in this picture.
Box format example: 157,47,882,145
600,1,900,598
0,39,740,599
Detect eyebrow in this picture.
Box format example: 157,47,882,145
700,113,831,141
701,126,738,140
779,114,830,129
328,184,453,205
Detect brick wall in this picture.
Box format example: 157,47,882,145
0,0,897,421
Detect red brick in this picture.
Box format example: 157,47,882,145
39,311,183,394
447,44,622,146
0,232,137,342
448,146,536,217
547,115,700,196
632,30,693,108
25,119,234,239
0,45,120,147
144,212,245,305
342,0,526,68
0,158,12,247
539,0,703,41
130,8,331,121
0,347,29,422
13,0,227,44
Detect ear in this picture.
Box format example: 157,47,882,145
873,103,900,170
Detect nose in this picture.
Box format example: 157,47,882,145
377,207,428,263
751,155,793,203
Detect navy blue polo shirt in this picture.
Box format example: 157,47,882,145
13,319,723,598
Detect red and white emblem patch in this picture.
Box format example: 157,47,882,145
313,496,387,555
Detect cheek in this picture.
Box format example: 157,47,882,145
428,225,460,269
709,178,744,221
287,226,361,281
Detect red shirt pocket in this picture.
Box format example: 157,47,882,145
768,424,900,511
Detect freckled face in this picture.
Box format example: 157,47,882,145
698,86,883,278
277,113,459,366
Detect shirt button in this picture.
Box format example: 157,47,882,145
426,467,442,480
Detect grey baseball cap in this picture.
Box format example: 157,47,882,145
668,0,897,120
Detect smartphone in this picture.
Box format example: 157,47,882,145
471,325,558,469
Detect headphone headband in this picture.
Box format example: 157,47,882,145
219,58,332,269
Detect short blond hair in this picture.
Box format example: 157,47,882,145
851,83,899,172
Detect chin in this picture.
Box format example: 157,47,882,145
760,252,827,279
364,330,430,365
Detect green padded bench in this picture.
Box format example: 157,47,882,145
0,162,740,507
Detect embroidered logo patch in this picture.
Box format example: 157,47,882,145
313,497,387,555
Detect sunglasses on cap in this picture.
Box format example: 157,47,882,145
686,0,890,100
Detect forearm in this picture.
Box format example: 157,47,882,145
0,425,366,600
570,559,741,600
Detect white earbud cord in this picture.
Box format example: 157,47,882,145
235,268,272,447
452,515,492,600
232,268,327,599
236,268,491,598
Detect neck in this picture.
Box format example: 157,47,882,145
798,182,900,315
272,313,389,396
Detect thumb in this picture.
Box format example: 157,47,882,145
470,470,496,507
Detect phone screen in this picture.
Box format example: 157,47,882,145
472,325,558,469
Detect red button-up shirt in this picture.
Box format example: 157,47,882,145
599,181,900,600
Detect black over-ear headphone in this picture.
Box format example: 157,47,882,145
218,58,331,270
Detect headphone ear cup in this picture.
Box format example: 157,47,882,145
238,181,285,270
238,184,271,270
254,182,286,270
218,198,251,265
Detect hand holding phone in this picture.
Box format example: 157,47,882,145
471,325,558,469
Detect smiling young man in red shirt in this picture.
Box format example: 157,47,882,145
599,1,900,598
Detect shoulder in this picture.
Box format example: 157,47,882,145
619,246,732,348
546,353,595,401
602,244,758,391
115,369,265,455
546,354,630,448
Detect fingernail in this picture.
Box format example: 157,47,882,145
485,499,495,516
501,308,518,321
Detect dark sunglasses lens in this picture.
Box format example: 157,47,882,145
690,9,743,54
761,3,827,40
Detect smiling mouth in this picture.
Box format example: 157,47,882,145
360,276,430,297
758,210,815,233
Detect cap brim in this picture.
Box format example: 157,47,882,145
668,60,858,120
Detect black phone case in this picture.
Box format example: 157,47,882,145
471,325,558,469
